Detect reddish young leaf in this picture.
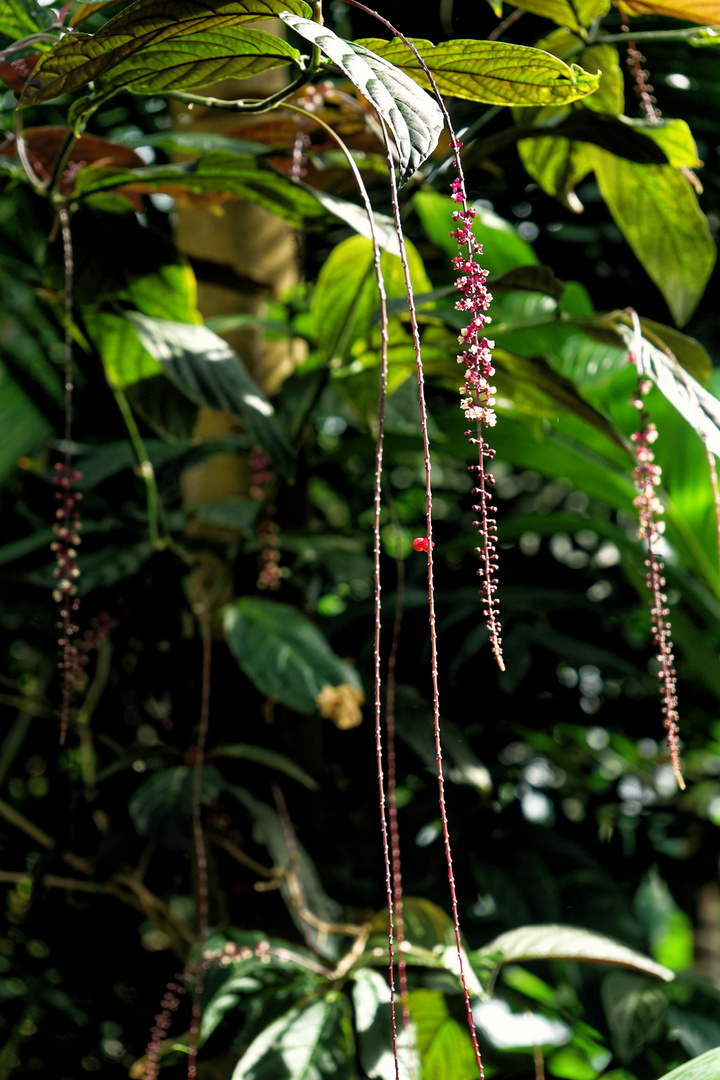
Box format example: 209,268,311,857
0,55,39,93
1,127,145,193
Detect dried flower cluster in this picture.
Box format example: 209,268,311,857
52,462,82,743
630,365,684,789
143,973,189,1080
450,167,504,670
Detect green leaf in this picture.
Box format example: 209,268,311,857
657,1048,720,1080
632,118,702,169
634,869,693,972
601,971,668,1062
73,153,329,230
614,320,720,455
0,0,52,37
0,367,50,489
511,0,610,30
124,313,295,476
310,234,432,364
586,147,716,326
352,969,418,1080
128,765,224,851
577,44,623,115
231,992,356,1080
412,190,539,277
88,311,163,389
407,989,479,1080
475,924,674,984
18,0,312,106
223,597,363,716
280,15,444,185
356,38,600,107
208,744,318,790
190,496,258,532
300,185,400,256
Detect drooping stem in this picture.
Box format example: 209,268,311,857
112,388,163,549
384,127,485,1080
187,601,212,1079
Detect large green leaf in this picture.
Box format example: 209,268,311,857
587,147,716,326
231,992,356,1080
657,1048,720,1080
356,38,600,107
73,153,329,229
128,764,224,851
223,597,363,716
208,743,318,790
407,989,479,1080
309,234,432,364
124,312,295,476
18,0,312,106
280,15,443,185
601,971,668,1062
474,925,674,985
352,969,417,1080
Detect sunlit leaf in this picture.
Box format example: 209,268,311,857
617,0,720,22
352,969,418,1080
0,0,52,37
280,15,444,185
407,990,479,1080
475,924,674,983
223,597,363,716
301,185,400,256
577,44,623,115
18,0,312,106
657,1048,720,1080
232,992,355,1080
510,0,610,30
124,313,295,475
587,146,716,325
356,37,599,106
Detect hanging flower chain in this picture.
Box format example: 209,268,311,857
630,365,684,789
52,462,83,744
450,166,504,670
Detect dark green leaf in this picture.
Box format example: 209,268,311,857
223,597,363,715
129,765,224,850
492,265,566,301
0,367,50,489
124,313,295,476
587,147,716,326
18,0,312,106
280,15,444,185
208,744,318,790
356,37,600,106
231,991,356,1080
601,971,668,1061
73,154,329,230
32,541,156,595
190,496,258,532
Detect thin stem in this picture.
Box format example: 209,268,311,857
112,388,163,549
165,55,318,116
596,25,720,45
188,602,212,1080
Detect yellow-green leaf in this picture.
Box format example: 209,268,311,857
511,0,610,31
632,118,703,169
587,146,716,325
579,44,624,115
355,37,600,107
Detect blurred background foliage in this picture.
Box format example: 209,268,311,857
2,0,720,1078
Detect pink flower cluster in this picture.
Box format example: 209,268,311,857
52,462,83,743
449,165,504,670
630,368,683,789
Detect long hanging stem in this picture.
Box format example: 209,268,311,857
383,129,485,1080
187,601,212,1079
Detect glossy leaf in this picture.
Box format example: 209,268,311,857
617,0,720,21
280,15,444,185
73,153,329,229
231,992,356,1080
128,764,224,850
208,743,318,790
614,320,720,456
407,989,479,1080
124,313,295,476
352,969,418,1080
475,925,674,983
356,37,600,107
588,147,716,326
18,0,312,107
223,597,363,716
